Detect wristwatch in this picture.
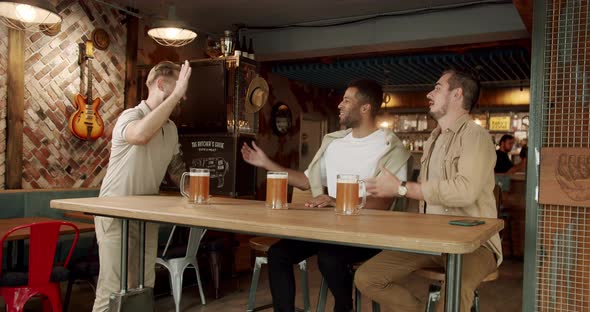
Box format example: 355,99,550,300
397,181,408,197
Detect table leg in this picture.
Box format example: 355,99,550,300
120,219,129,294
139,221,145,289
445,253,462,312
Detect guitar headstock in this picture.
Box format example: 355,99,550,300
85,40,94,59
78,40,95,64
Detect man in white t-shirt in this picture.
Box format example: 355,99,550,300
241,79,410,312
92,61,192,312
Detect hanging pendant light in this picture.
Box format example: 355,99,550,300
0,0,61,31
147,5,197,47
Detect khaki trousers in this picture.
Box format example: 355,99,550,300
354,247,496,312
92,216,159,312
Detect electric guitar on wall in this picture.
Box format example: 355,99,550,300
68,41,104,141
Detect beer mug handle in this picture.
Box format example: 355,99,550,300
180,172,189,198
358,180,367,209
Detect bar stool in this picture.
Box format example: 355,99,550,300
247,237,311,312
415,267,499,312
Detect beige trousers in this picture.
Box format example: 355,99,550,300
354,247,496,312
91,216,159,312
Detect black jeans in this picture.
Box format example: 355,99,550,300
267,239,380,312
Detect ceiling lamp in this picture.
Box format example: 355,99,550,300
0,0,61,31
147,5,197,47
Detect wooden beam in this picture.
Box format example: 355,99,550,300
513,0,533,34
6,29,24,189
124,15,138,108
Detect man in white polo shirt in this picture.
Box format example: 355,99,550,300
92,60,192,312
241,79,410,312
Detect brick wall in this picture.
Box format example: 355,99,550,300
1,0,126,189
0,25,6,189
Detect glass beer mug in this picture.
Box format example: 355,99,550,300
180,168,210,204
266,171,288,209
335,174,366,215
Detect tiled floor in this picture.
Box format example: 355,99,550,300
15,257,523,312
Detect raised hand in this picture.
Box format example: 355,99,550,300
305,194,334,208
241,141,270,168
365,166,399,198
556,153,590,201
173,60,192,98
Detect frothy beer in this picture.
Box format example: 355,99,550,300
190,170,210,204
180,168,210,205
335,174,366,215
266,172,288,209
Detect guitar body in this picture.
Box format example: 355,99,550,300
68,41,104,141
68,94,104,140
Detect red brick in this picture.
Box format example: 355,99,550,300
32,149,50,167
30,32,42,43
44,110,64,130
30,180,41,189
23,172,32,182
56,100,67,115
39,168,55,185
100,148,109,159
23,127,42,146
40,147,51,159
93,140,108,157
63,175,75,185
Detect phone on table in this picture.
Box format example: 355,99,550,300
448,219,485,226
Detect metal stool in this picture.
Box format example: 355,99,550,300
415,267,499,312
247,237,311,312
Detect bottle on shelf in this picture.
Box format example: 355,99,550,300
234,36,242,57
241,36,249,59
248,38,255,60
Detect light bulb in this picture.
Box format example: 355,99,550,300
15,4,37,22
380,121,390,128
163,27,181,39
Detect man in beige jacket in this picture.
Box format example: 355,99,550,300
92,61,191,312
356,69,502,312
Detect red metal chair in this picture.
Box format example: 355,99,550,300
0,221,80,312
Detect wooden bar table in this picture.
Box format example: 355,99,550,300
50,195,503,312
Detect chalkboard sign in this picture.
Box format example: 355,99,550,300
179,134,256,197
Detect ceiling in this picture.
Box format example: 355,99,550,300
109,0,529,91
116,0,504,34
272,46,531,92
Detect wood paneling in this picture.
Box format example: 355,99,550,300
6,29,24,189
513,0,533,34
124,16,139,109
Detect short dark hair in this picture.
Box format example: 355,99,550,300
347,79,383,117
443,69,481,112
499,134,514,143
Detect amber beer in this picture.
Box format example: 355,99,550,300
266,172,288,209
180,168,210,204
335,174,366,215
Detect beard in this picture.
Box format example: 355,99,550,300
340,112,361,128
428,100,449,120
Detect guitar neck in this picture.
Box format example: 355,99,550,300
86,59,93,103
